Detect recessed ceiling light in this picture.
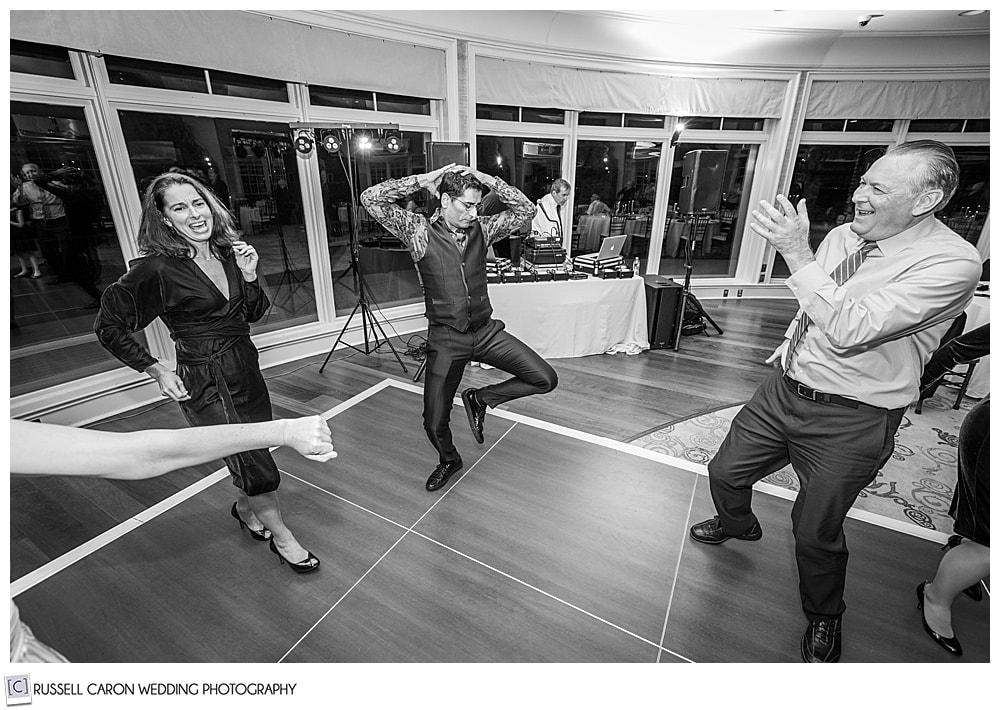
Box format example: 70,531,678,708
959,10,987,16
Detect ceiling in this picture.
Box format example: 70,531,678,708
596,10,990,35
348,9,989,69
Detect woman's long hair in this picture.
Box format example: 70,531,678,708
137,172,240,258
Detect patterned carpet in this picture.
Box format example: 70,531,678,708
631,389,979,533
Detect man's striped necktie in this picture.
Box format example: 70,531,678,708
784,239,879,370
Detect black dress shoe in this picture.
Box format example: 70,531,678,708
269,538,320,574
230,501,271,541
689,516,762,545
916,581,963,656
462,388,486,444
426,458,463,492
941,536,984,601
801,616,842,663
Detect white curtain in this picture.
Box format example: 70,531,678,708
11,10,447,99
806,79,989,119
477,57,787,117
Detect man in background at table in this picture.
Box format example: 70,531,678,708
531,178,571,240
586,193,611,216
361,164,558,493
688,140,981,662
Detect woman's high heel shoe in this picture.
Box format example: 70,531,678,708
940,536,984,601
269,538,320,574
230,502,271,541
916,582,963,656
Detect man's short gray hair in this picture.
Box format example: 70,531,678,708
550,178,571,195
887,140,960,212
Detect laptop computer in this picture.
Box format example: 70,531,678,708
580,234,627,261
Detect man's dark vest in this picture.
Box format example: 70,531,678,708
416,218,492,332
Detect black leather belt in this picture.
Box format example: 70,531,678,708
782,374,860,409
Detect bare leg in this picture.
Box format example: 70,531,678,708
923,541,989,636
244,490,311,563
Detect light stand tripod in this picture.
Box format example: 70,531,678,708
258,142,311,319
672,213,724,351
319,130,408,374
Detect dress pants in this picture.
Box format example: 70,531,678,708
707,369,903,620
423,318,557,464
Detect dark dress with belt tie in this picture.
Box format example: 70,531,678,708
94,252,280,496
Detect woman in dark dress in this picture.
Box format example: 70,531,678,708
95,172,319,573
916,397,989,656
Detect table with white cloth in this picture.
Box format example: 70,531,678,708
487,276,649,358
963,292,990,398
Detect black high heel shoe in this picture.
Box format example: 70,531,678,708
269,538,320,574
230,502,271,541
941,536,984,601
916,582,963,656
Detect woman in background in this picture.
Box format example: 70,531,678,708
916,397,989,656
95,172,319,574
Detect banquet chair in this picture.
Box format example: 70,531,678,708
914,315,988,414
609,214,626,237
677,214,712,257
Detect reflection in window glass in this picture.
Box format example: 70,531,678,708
722,117,764,131
210,71,288,102
908,119,965,133
680,117,722,130
520,107,565,124
659,143,758,278
11,101,135,396
118,111,318,332
572,140,660,258
308,86,375,111
476,104,518,121
11,40,74,79
319,130,430,315
476,135,563,262
105,56,208,93
802,119,846,132
579,112,622,127
375,93,431,116
845,119,893,132
624,114,664,129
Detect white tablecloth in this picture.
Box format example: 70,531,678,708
964,294,989,398
488,276,649,358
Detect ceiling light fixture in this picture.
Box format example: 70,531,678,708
958,10,987,16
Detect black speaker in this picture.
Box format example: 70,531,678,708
426,141,470,170
643,275,682,349
678,149,728,214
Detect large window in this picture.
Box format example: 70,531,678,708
318,129,431,315
11,40,74,79
779,140,989,278
657,142,759,278
571,140,660,258
476,135,563,204
10,102,133,396
118,111,318,331
941,146,989,246
778,144,886,278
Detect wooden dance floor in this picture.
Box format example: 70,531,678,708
13,380,989,663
